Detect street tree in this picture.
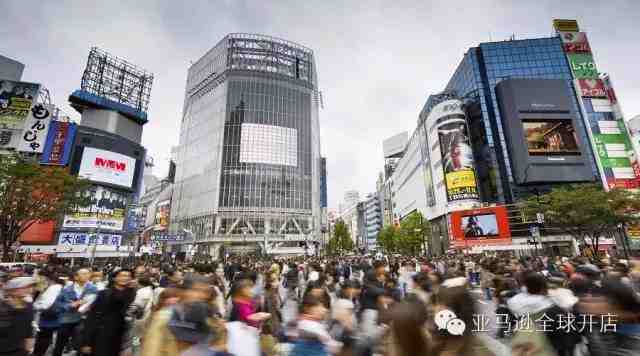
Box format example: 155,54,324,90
0,154,89,261
377,225,399,254
326,219,354,256
525,183,640,257
399,211,431,256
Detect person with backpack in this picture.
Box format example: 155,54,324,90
51,267,98,356
31,270,65,356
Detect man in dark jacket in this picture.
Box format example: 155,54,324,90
80,269,136,356
359,261,386,313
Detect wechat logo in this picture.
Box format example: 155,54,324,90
435,309,466,336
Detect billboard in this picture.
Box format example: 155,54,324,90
450,206,511,247
19,221,56,244
17,104,54,153
40,121,76,165
437,120,479,202
576,79,606,98
58,232,122,246
568,54,598,79
78,147,136,188
553,19,579,32
154,200,170,230
560,32,591,53
0,80,40,128
239,123,297,166
522,119,581,156
63,186,128,231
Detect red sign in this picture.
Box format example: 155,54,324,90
94,157,127,171
560,32,591,53
449,206,511,248
577,79,606,98
19,220,56,244
606,177,640,190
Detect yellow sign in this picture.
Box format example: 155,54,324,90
446,170,476,189
553,19,579,33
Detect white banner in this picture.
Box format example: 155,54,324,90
62,214,124,231
58,232,122,246
78,147,136,188
18,104,53,153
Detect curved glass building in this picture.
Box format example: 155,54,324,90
172,33,321,254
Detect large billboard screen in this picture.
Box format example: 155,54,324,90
522,119,580,156
17,104,54,153
239,123,297,166
437,120,479,202
0,80,40,128
450,206,511,247
63,186,128,231
78,147,136,188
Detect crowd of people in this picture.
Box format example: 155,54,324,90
1,253,639,356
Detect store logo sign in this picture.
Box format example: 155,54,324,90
94,157,126,172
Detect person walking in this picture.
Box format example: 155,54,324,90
80,269,137,356
51,268,98,356
31,270,64,356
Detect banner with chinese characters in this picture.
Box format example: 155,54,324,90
17,104,54,153
568,53,599,79
576,79,606,98
57,232,122,246
40,121,76,165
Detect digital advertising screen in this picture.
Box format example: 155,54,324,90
78,147,137,188
523,119,580,156
461,213,499,239
154,200,170,230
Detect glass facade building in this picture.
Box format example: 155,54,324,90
172,34,321,251
420,36,599,205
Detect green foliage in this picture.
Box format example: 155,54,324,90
0,154,90,261
525,183,640,255
326,219,354,256
377,211,431,256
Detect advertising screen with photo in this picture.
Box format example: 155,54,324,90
523,120,580,156
78,147,137,188
437,120,479,202
461,213,499,239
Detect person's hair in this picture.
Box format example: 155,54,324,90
373,260,386,270
523,271,547,295
137,273,153,288
602,277,640,313
230,279,253,299
108,268,133,288
391,301,430,356
412,272,432,292
299,294,324,314
154,288,180,312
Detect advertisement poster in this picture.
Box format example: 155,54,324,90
593,130,639,189
0,80,40,128
78,147,136,188
576,79,606,98
40,121,76,165
437,120,479,202
17,104,54,153
63,186,129,231
58,232,122,246
560,32,591,53
154,200,170,230
523,120,580,156
568,53,598,79
553,19,579,32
